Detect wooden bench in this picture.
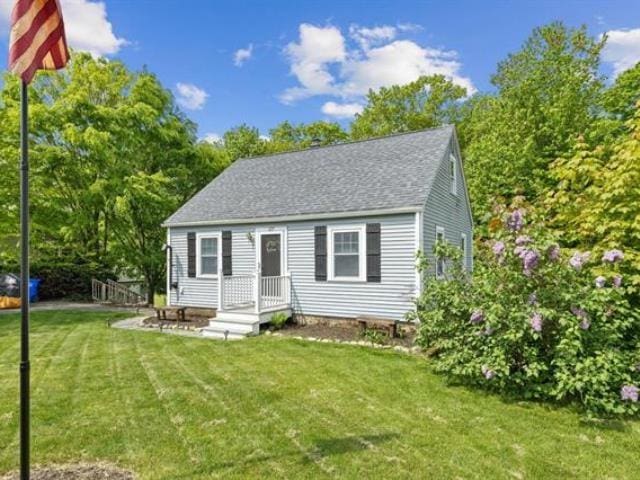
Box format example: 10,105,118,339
357,316,398,338
155,306,186,330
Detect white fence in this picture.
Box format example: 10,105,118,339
260,275,291,310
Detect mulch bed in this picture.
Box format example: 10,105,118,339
1,463,134,479
275,322,416,348
142,316,209,329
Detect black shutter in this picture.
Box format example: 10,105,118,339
222,230,232,276
366,223,381,283
314,226,327,281
187,232,196,278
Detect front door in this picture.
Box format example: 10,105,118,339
261,234,281,277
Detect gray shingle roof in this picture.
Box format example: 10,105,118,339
164,125,454,226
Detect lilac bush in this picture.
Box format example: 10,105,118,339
413,203,640,417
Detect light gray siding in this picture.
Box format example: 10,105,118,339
422,136,473,275
168,225,255,307
167,213,418,321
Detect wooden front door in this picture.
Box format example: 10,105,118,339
261,234,281,277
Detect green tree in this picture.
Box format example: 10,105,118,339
547,102,640,292
269,120,348,151
460,23,605,225
350,74,467,140
223,124,268,161
0,53,221,297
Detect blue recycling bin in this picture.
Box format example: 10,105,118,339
29,278,41,303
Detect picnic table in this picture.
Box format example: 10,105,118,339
155,306,186,330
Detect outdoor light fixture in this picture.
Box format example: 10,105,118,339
162,244,178,290
246,232,254,243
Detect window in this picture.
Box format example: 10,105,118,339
328,226,366,281
197,234,219,277
450,153,457,195
461,233,467,270
436,226,445,279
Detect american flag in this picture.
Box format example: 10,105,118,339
8,0,69,84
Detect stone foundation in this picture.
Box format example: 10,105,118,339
293,313,416,334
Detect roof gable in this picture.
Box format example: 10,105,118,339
165,125,455,226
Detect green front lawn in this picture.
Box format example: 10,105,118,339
0,311,639,479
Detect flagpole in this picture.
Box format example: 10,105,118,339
19,79,30,480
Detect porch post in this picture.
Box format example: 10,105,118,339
254,267,261,314
218,273,224,312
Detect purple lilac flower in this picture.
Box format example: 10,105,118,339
507,209,524,232
579,318,591,330
481,365,495,380
569,251,590,271
528,292,538,306
530,312,543,332
515,235,532,246
613,275,623,288
523,250,540,276
547,244,560,261
602,249,624,263
621,385,639,402
470,310,485,324
492,241,505,257
514,246,527,258
571,306,588,319
595,276,606,288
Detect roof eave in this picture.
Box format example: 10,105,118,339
162,206,423,228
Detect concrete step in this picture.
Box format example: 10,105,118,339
201,316,260,340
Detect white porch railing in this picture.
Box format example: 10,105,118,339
221,274,254,310
218,270,291,313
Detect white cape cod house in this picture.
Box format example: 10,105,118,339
162,125,473,338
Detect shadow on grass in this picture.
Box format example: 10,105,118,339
204,432,399,473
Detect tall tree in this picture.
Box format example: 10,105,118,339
350,74,467,140
269,120,348,151
460,22,605,224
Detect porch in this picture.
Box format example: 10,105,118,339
203,271,292,339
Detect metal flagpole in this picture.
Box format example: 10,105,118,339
19,79,30,480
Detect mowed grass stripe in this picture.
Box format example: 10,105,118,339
1,311,640,479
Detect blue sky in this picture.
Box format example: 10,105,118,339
1,0,640,141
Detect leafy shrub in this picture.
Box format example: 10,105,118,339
362,328,386,345
0,257,114,301
413,204,640,417
270,312,289,330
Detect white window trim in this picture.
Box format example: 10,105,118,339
450,153,458,196
436,226,446,279
327,224,367,282
196,232,221,279
461,232,467,271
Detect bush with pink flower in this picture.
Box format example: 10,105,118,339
412,204,640,417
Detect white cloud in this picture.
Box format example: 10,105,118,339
321,101,364,118
280,23,346,103
601,28,640,76
280,23,475,109
175,83,208,110
0,0,127,56
341,40,476,97
349,24,396,50
203,132,221,144
233,44,253,67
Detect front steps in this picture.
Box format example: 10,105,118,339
201,307,291,340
